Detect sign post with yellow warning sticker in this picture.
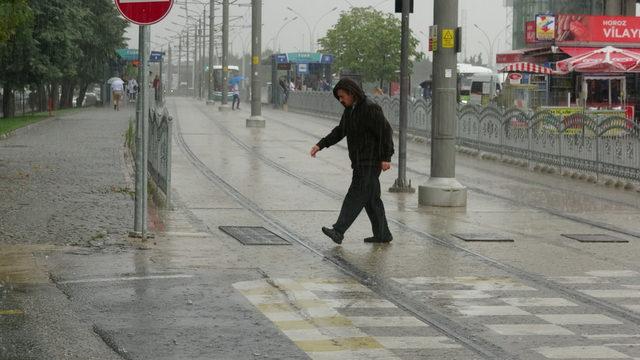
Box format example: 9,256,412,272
419,0,467,207
442,28,454,49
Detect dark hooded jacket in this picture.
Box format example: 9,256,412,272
316,78,394,168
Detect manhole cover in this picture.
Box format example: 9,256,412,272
561,234,628,243
452,233,514,242
219,226,290,245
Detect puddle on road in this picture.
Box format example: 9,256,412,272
0,245,55,285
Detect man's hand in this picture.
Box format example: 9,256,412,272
310,145,320,158
381,161,391,171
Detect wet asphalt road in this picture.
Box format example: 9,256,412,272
2,97,640,359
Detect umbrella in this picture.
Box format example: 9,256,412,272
556,46,640,73
107,76,123,84
228,75,245,85
499,62,555,75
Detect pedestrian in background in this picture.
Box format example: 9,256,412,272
110,77,124,111
127,78,138,102
279,79,289,105
152,75,160,102
310,78,395,245
231,83,240,110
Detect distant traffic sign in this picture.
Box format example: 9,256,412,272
114,0,173,25
149,51,164,62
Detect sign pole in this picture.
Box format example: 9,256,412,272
114,0,172,239
390,0,414,193
246,0,265,127
133,25,150,237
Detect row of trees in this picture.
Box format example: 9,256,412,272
318,7,423,88
0,0,128,118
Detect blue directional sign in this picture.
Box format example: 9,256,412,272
275,53,288,64
321,54,334,64
297,63,309,74
149,51,164,62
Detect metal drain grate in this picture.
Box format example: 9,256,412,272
219,226,290,245
561,234,628,243
452,233,514,242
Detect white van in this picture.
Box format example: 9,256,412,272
469,73,503,106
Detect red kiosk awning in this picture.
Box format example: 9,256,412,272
499,62,555,74
557,46,640,73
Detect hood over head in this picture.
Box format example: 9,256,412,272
332,78,365,103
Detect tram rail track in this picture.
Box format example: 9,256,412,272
169,98,640,359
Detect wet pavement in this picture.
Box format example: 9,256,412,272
1,96,640,359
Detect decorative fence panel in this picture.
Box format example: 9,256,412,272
288,91,640,183
148,107,173,207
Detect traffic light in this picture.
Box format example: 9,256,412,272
395,0,414,13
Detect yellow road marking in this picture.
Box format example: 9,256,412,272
0,309,24,315
276,316,353,330
295,337,383,352
258,299,328,312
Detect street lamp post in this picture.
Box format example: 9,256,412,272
312,7,338,51
275,16,298,52
473,23,511,70
286,7,313,52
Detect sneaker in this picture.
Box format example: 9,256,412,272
364,236,392,243
322,226,343,244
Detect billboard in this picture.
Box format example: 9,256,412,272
525,21,537,44
536,14,556,41
556,15,640,44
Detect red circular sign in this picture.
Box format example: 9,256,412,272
508,73,523,81
114,0,173,25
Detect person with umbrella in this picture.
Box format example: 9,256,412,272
229,75,244,110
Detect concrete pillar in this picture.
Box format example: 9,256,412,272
219,0,231,111
247,0,265,127
418,0,467,207
207,0,215,104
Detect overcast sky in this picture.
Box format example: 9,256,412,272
125,0,512,64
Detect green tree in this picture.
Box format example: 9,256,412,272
318,7,423,87
72,0,127,108
0,0,36,117
0,0,32,44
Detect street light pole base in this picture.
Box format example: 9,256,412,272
246,115,265,128
128,231,155,240
418,177,467,207
389,178,415,193
218,104,231,112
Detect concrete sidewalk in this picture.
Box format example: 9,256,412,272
0,106,134,247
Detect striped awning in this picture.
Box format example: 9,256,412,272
499,62,554,74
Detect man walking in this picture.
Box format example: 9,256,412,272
310,78,394,245
110,77,124,111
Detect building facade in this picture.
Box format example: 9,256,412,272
511,0,636,49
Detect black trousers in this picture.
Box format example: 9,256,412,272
333,166,392,239
232,94,240,109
